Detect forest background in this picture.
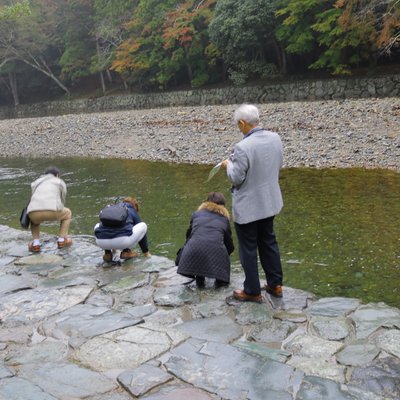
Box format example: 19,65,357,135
0,0,399,107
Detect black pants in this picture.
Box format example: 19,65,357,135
235,216,283,296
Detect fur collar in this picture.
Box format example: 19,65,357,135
198,201,230,219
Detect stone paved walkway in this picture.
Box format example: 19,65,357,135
0,225,399,399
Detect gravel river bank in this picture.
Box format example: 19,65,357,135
0,97,399,171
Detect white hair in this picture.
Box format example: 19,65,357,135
233,104,260,125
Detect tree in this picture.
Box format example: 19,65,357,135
162,0,217,87
91,0,137,93
209,0,281,85
336,0,400,55
111,0,178,89
0,0,70,105
277,0,400,74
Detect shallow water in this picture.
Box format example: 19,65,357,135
0,157,399,307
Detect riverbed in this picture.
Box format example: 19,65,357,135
0,97,399,170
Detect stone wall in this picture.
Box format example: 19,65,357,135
1,74,399,119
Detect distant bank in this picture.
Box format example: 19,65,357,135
0,74,399,120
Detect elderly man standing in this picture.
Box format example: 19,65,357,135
221,104,284,302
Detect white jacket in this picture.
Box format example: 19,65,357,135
27,174,67,213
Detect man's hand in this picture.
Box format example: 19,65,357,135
221,159,229,169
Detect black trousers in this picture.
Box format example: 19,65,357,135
234,216,283,295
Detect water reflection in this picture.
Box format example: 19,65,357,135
0,157,399,307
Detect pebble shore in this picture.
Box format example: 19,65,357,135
0,97,399,171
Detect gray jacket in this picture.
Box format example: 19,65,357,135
226,128,283,224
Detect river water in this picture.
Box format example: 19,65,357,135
0,157,399,307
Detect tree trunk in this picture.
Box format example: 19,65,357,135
274,40,287,75
96,38,106,94
99,71,106,94
22,58,70,95
8,70,19,106
106,69,113,84
184,45,193,85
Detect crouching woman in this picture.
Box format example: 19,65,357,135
94,196,150,262
177,192,234,288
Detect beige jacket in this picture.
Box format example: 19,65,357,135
27,174,67,213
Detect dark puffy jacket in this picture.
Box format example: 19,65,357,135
177,201,234,283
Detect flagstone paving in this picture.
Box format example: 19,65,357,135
0,226,399,399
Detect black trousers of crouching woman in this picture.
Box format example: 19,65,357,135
234,216,283,296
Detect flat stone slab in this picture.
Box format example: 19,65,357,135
0,285,92,323
103,272,150,293
308,315,355,341
176,315,242,343
14,254,63,265
308,297,361,317
141,383,218,399
0,364,13,379
373,329,400,358
249,319,296,344
235,302,273,325
153,285,200,307
267,286,315,310
283,334,343,360
296,375,360,400
165,338,303,400
19,362,117,399
287,356,347,383
0,377,57,400
234,340,291,363
74,325,187,371
335,340,380,366
0,274,33,295
350,356,400,399
0,255,15,267
117,364,173,397
0,325,32,344
153,266,193,287
274,309,308,323
5,340,69,365
352,302,400,339
41,304,142,346
139,255,175,273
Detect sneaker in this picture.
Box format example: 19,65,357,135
28,242,41,253
57,237,72,249
120,249,139,260
264,284,283,298
103,251,113,262
233,289,263,303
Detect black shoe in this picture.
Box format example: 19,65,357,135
195,276,205,288
215,279,229,289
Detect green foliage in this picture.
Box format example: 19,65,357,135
0,0,30,20
0,0,399,103
276,0,334,54
209,0,281,83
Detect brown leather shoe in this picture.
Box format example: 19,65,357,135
264,284,283,298
57,237,72,249
120,250,139,260
233,289,263,303
103,251,113,262
28,242,41,253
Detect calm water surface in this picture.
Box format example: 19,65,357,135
0,157,399,307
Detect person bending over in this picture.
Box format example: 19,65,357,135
27,166,72,252
94,196,150,262
177,192,234,288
